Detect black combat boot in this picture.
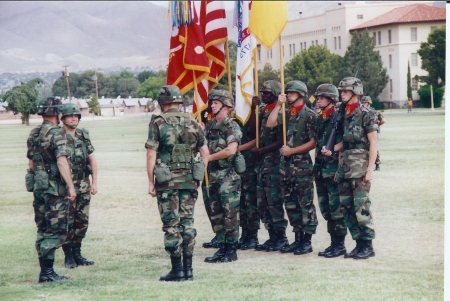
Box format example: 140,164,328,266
240,230,259,250
39,259,68,283
267,230,289,252
204,243,226,263
236,227,248,249
62,244,78,269
344,239,363,258
280,231,302,253
202,236,219,248
375,164,380,171
220,244,238,263
159,255,185,282
183,254,193,281
72,243,94,266
294,233,313,255
318,234,334,257
353,240,375,260
255,228,277,251
324,235,346,258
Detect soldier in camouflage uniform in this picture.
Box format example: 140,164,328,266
26,97,76,283
203,90,242,263
146,86,209,281
251,80,287,252
325,77,378,260
267,80,318,255
314,84,347,258
60,103,97,269
361,96,385,171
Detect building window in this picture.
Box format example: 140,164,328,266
338,36,341,49
289,44,292,56
334,37,337,50
389,55,392,68
411,53,418,67
311,40,314,46
300,42,303,51
357,14,363,19
412,78,418,91
411,27,417,41
373,32,377,45
293,44,296,55
316,40,318,45
378,31,381,45
390,79,393,93
324,39,327,47
270,49,272,59
267,49,270,59
304,42,306,49
257,45,261,61
388,30,392,44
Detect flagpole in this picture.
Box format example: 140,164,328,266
279,36,286,145
225,39,232,94
254,55,259,148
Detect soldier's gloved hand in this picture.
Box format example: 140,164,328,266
252,96,261,106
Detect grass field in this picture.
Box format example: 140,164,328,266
0,110,445,301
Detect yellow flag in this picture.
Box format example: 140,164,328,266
248,1,288,49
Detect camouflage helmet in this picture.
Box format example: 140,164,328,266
361,96,372,104
208,89,234,108
260,80,281,96
61,103,82,119
157,85,183,105
314,83,339,103
36,97,63,116
285,80,308,98
337,77,363,96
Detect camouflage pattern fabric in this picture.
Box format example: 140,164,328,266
280,105,318,234
157,189,198,256
366,106,383,165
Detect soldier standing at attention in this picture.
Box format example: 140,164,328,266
266,81,318,255
251,80,286,252
361,96,385,171
407,98,413,113
324,77,378,260
146,86,209,281
313,84,347,258
203,90,242,263
60,103,97,269
26,97,76,283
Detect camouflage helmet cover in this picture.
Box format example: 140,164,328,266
361,96,372,104
208,89,234,108
314,83,339,103
337,77,363,96
157,85,183,105
61,103,82,119
285,80,308,98
37,97,63,116
260,80,281,96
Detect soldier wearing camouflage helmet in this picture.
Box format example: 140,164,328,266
250,80,286,252
314,84,347,258
202,89,243,263
146,85,209,281
361,96,385,171
267,80,318,255
60,103,98,269
324,77,378,260
26,97,76,283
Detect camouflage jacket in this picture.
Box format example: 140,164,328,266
367,107,384,133
205,115,242,183
314,108,342,178
146,108,206,191
26,120,68,196
66,128,95,194
237,118,256,169
280,105,316,177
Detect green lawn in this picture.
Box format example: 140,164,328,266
0,111,444,300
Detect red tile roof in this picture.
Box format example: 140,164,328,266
351,4,446,31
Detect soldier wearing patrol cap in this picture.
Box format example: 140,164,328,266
26,97,76,283
60,103,98,269
203,89,243,263
361,96,385,171
323,77,378,260
146,85,209,281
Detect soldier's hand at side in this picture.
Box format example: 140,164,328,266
148,182,156,197
252,96,261,106
363,168,373,182
67,186,77,202
321,146,332,157
280,145,291,157
91,183,98,195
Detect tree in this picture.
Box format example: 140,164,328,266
137,70,157,83
407,60,412,100
136,76,165,99
340,29,389,102
417,26,445,87
99,76,117,98
417,85,444,108
52,73,80,99
3,78,43,125
258,63,280,90
116,78,140,98
217,40,237,92
285,45,342,96
86,96,101,116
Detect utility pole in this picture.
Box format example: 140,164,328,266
430,84,435,111
92,71,99,99
63,65,71,102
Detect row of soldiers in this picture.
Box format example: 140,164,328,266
146,76,381,282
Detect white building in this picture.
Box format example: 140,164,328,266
256,1,445,108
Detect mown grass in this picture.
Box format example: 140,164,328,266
0,111,444,301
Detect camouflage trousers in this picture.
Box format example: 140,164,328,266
202,178,241,245
239,168,259,231
157,189,198,256
281,173,318,234
67,191,91,245
338,178,375,241
257,166,287,232
33,190,72,260
315,176,346,237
